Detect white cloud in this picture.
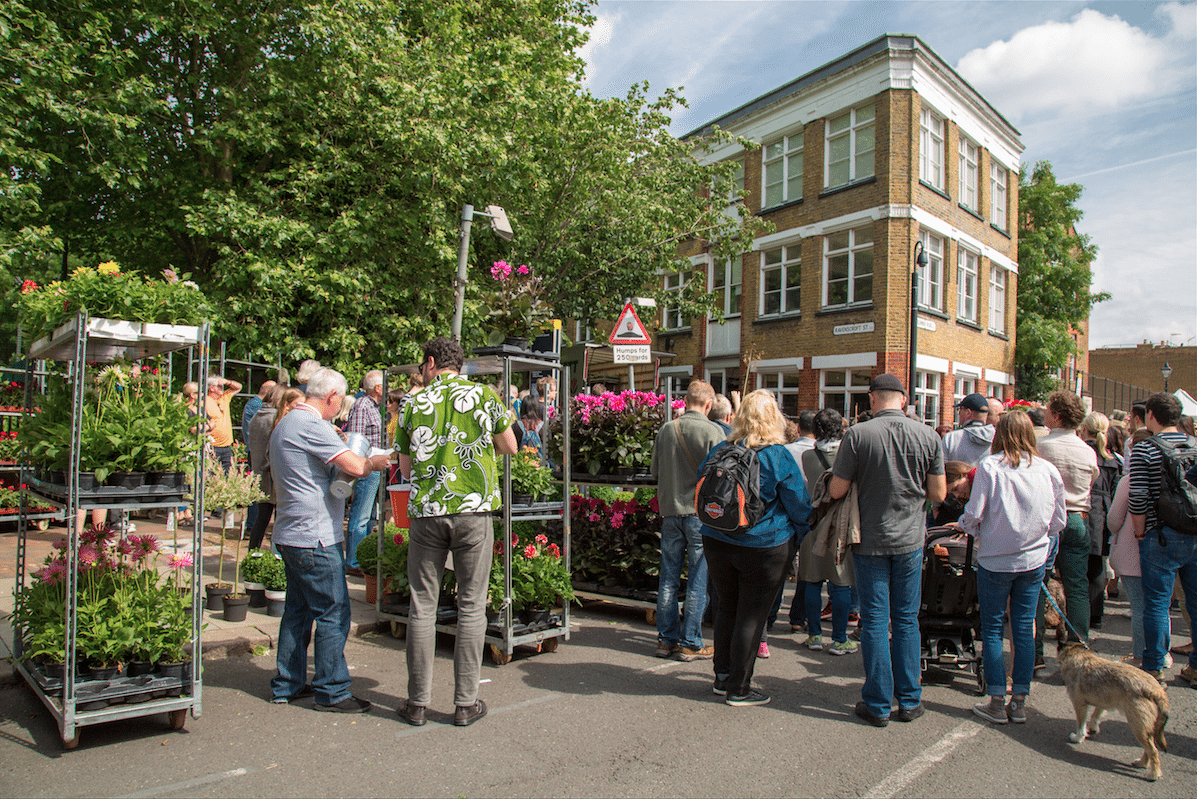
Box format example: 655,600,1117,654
956,8,1192,121
577,11,620,86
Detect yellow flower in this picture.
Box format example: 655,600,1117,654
70,266,94,278
97,261,121,275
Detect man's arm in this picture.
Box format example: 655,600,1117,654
925,472,947,504
221,379,243,398
493,426,518,456
398,453,412,481
828,475,851,500
331,450,391,479
1131,513,1146,540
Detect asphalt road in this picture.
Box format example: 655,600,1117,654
1,595,1195,798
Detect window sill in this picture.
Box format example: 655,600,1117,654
988,330,1009,341
919,180,951,201
817,303,874,317
958,203,984,222
918,307,949,321
819,176,877,199
658,327,692,337
754,312,802,326
955,318,982,332
758,197,803,215
990,223,1011,240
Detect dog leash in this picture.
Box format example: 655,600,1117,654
1039,582,1091,650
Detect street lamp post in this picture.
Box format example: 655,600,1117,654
451,204,513,341
909,240,928,414
1162,361,1172,393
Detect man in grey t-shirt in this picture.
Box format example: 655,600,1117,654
829,374,945,727
268,368,390,713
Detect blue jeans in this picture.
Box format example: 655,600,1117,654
270,543,353,705
806,581,851,642
1139,526,1197,672
344,470,381,569
977,563,1044,697
853,550,923,719
657,515,709,649
1120,575,1155,660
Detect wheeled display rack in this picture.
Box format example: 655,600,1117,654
13,314,209,749
379,350,571,665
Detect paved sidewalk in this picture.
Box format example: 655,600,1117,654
0,514,383,685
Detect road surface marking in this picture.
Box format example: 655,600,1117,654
116,767,251,798
864,721,979,799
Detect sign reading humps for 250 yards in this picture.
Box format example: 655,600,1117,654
613,345,651,364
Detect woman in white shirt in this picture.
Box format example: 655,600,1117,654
959,411,1066,726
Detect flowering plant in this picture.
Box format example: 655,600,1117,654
0,380,28,410
510,445,553,499
489,526,574,612
18,262,212,344
547,391,680,475
480,260,553,344
0,431,20,462
565,488,662,590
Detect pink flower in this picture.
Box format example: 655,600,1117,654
493,541,503,555
609,512,625,528
168,554,193,570
523,544,538,559
535,534,548,545
588,513,600,523
490,260,512,281
131,535,160,558
649,496,660,514
511,533,519,547
52,538,68,551
78,545,97,567
117,539,134,557
517,264,530,275
546,543,561,559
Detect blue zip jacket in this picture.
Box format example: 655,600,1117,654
697,441,812,549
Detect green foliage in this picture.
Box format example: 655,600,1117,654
510,446,553,498
1016,161,1108,400
489,526,572,612
356,524,410,591
240,549,271,584
257,553,287,592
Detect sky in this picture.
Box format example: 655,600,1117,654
577,0,1197,351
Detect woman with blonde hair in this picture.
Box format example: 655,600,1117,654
698,390,812,707
272,387,305,431
960,410,1066,725
1079,411,1123,630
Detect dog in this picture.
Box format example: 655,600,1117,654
1042,575,1067,646
1058,642,1169,781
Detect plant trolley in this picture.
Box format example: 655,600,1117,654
380,350,572,665
13,314,210,749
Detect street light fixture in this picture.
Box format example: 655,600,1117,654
451,204,514,341
1162,361,1172,393
909,240,929,415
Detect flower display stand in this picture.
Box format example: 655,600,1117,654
378,352,572,665
12,314,210,749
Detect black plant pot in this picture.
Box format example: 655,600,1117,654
158,660,192,696
77,471,98,491
222,593,250,622
126,659,157,677
205,583,232,610
86,663,121,681
245,585,267,608
106,471,146,490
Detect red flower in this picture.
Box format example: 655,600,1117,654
393,532,405,546
546,543,561,559
534,534,548,545
522,544,537,559
19,279,38,294
493,541,503,555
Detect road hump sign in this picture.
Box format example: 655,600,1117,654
608,303,652,345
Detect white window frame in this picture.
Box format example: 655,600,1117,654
706,367,736,397
822,226,874,309
757,371,803,418
954,375,978,416
819,369,873,422
762,132,803,208
988,266,1007,335
914,371,940,426
956,246,979,323
710,259,742,319
917,230,944,312
661,270,691,330
990,162,1007,229
824,103,875,189
573,320,594,343
759,244,801,317
958,137,979,211
919,108,945,190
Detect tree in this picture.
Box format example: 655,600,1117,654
1015,161,1107,400
1,0,763,366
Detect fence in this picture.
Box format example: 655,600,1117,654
1086,376,1151,417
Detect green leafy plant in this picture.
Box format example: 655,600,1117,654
510,446,554,499
258,553,287,592
563,488,662,591
489,525,574,613
240,549,270,584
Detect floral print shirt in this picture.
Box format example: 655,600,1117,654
395,373,512,518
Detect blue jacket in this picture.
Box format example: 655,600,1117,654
698,442,812,549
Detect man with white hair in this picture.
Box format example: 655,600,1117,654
269,367,391,712
343,369,385,575
205,374,243,472
295,358,321,393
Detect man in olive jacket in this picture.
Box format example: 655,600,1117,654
650,380,725,661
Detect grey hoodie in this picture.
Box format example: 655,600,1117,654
941,422,996,465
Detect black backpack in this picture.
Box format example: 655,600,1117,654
1148,434,1197,535
695,443,765,535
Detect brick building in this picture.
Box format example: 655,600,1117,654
1088,342,1197,414
591,35,1023,426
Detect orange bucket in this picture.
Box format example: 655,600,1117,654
388,485,411,529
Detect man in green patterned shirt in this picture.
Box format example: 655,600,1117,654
394,337,517,728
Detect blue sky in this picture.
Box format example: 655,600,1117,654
578,0,1197,350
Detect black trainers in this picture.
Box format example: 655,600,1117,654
712,677,728,696
854,701,889,727
725,689,770,707
896,703,925,722
454,699,487,727
270,683,314,704
314,695,372,713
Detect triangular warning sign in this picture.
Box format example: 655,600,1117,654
608,302,652,345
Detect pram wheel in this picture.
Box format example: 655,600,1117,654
975,661,987,696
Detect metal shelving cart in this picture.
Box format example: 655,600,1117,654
1,365,63,528
379,350,572,665
12,314,209,749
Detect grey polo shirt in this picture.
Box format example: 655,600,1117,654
832,409,944,556
269,404,350,548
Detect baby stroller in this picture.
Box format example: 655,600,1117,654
919,526,985,695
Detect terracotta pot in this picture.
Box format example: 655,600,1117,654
364,573,378,604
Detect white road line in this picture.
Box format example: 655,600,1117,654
392,692,560,738
863,721,980,799
116,767,252,798
644,659,684,673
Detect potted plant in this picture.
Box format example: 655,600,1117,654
547,391,680,477
259,554,287,617
510,446,553,504
380,524,411,605
478,261,552,347
565,487,662,594
240,549,269,607
489,528,574,625
200,443,266,613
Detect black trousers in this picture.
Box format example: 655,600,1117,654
247,502,275,550
703,535,793,696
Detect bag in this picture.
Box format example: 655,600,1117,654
1148,434,1197,535
695,443,765,535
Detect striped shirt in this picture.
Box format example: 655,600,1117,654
1128,431,1189,532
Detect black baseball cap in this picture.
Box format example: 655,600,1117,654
869,374,906,395
954,393,990,412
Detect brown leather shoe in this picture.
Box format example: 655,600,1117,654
655,639,681,658
677,645,714,662
397,700,426,726
454,699,487,727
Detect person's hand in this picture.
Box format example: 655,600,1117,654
369,453,391,471
729,390,741,408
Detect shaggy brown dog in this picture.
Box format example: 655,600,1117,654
1058,643,1169,781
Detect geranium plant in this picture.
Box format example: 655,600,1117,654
480,260,553,344
510,446,553,499
489,526,574,613
564,487,662,591
547,391,681,475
